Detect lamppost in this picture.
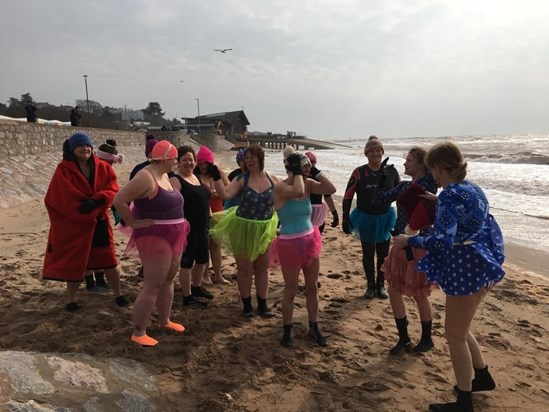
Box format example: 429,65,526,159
83,74,90,127
195,98,201,135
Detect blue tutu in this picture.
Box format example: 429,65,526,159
416,215,505,296
349,207,396,243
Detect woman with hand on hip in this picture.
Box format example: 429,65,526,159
393,142,504,412
114,140,190,347
271,152,336,347
208,145,280,317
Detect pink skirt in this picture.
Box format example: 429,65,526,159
310,203,328,227
269,227,322,271
119,218,190,260
382,246,436,297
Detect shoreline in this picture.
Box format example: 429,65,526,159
0,144,548,410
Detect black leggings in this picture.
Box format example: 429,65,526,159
360,239,390,283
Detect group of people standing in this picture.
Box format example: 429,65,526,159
42,131,504,412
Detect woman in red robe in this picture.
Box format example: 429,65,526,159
42,132,129,311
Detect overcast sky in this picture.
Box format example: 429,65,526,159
1,0,548,140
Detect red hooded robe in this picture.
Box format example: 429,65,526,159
43,155,119,282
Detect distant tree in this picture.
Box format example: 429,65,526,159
8,97,20,107
142,102,165,124
20,93,33,104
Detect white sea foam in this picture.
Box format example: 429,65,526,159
263,133,549,252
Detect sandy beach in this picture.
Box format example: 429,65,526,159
0,145,548,411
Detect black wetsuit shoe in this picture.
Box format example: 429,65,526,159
389,337,413,355
429,389,473,412
191,285,213,300
65,302,80,312
377,285,389,299
115,295,130,307
183,295,208,308
414,338,434,353
453,365,496,392
308,322,327,347
280,324,293,347
364,286,376,299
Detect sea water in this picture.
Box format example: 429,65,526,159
262,133,549,253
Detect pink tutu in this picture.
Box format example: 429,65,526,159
381,246,436,297
310,203,328,227
119,219,190,259
269,227,322,271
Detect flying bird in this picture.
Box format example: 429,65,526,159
214,48,232,54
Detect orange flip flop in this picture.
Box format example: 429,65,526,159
162,321,186,333
131,334,158,347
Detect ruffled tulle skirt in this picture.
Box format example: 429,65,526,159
209,206,279,261
269,227,323,271
310,203,328,227
350,207,396,243
382,246,436,297
119,218,190,260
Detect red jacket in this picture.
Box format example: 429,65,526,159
43,156,119,281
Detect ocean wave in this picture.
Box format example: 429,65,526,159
464,152,549,165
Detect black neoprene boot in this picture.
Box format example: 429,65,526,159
308,322,327,347
364,272,376,299
390,317,412,355
281,324,293,347
376,272,388,299
453,365,496,392
241,297,254,317
429,389,474,412
414,319,434,353
257,295,274,318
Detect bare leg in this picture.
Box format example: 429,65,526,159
235,257,253,299
281,267,299,325
66,282,80,304
253,251,270,299
201,255,213,286
210,237,228,283
179,268,191,296
191,263,207,288
133,237,173,338
414,295,433,322
388,285,406,318
156,254,181,325
445,289,487,391
303,259,320,322
104,266,122,297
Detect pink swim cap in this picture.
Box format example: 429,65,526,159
151,140,177,160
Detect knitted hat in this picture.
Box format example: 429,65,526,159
236,148,246,165
96,139,124,164
282,145,295,159
145,139,158,157
146,134,156,141
304,151,317,165
68,132,93,151
196,146,215,164
364,135,384,154
151,140,177,160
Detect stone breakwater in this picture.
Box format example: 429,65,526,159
0,351,159,411
0,147,148,209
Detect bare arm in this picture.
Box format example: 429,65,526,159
214,176,242,200
274,174,305,210
113,171,155,228
308,173,336,196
